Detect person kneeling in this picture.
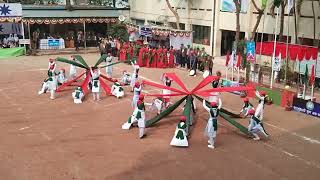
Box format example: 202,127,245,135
111,82,125,98
247,109,269,141
170,116,189,147
72,87,84,104
38,71,57,100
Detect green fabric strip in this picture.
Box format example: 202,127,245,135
94,54,108,68
183,95,192,132
74,55,90,69
56,57,88,69
146,96,187,127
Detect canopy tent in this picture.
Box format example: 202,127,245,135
256,42,318,61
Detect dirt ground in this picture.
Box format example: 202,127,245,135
0,54,320,180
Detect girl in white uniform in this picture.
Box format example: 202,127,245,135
255,91,267,120
132,82,142,108
162,75,172,101
247,109,269,141
203,99,222,149
38,71,57,100
72,87,84,104
105,53,113,78
57,68,67,85
121,70,131,85
240,97,254,118
90,67,101,101
136,94,146,138
69,56,77,79
130,62,140,92
48,58,56,74
170,116,188,147
111,82,124,98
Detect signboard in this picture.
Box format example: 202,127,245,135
139,26,152,37
292,97,320,118
48,39,60,47
19,39,30,45
272,53,282,72
246,41,255,62
220,0,249,13
0,3,22,17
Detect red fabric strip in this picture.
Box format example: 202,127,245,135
56,72,85,92
143,93,186,97
142,80,187,94
165,73,189,93
99,79,112,95
190,76,219,93
100,74,117,83
195,86,255,97
81,72,91,94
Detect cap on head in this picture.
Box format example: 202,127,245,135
210,101,218,107
260,91,266,96
139,94,145,100
216,71,222,77
135,82,140,87
248,109,255,115
243,97,249,102
180,116,186,122
60,68,65,72
76,86,82,91
49,58,55,62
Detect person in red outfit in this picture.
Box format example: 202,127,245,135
168,46,175,68
157,46,164,68
138,45,146,66
119,43,127,62
162,46,168,68
151,48,158,68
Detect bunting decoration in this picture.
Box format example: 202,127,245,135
22,17,117,25
125,23,192,37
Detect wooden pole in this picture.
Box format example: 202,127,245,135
83,21,87,53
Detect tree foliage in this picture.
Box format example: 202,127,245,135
107,22,129,41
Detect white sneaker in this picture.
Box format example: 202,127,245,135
208,145,215,149
253,137,260,141
38,91,43,95
207,140,210,144
50,97,55,100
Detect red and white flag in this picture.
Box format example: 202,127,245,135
310,65,315,86
225,51,230,67
236,54,241,68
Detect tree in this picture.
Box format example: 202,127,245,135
233,0,241,44
165,0,181,30
107,23,129,41
270,0,287,42
250,0,267,41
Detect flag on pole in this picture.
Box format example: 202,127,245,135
225,51,230,67
287,0,294,14
309,65,315,86
262,0,268,9
236,53,241,68
304,65,309,87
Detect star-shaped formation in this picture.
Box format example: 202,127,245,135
0,24,3,32
0,4,12,16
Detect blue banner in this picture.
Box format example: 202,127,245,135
292,97,320,118
246,41,255,62
48,39,60,47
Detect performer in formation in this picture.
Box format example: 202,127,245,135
121,70,131,85
240,97,254,118
111,82,124,99
208,71,222,104
48,58,56,74
162,75,172,102
90,67,101,101
247,109,269,141
130,62,140,92
69,56,77,79
105,53,113,78
136,94,146,138
57,68,66,85
203,100,222,149
170,116,188,147
38,71,57,100
132,82,142,108
255,91,267,120
149,97,170,115
72,86,84,104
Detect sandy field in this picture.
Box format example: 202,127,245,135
0,53,320,180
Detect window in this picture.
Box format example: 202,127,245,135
192,25,211,45
169,23,185,30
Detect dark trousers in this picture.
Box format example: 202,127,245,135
180,56,186,67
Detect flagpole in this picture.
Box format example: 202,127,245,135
232,52,234,81
284,10,291,84
259,9,267,63
271,7,280,89
312,33,320,99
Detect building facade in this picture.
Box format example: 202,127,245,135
129,0,320,56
